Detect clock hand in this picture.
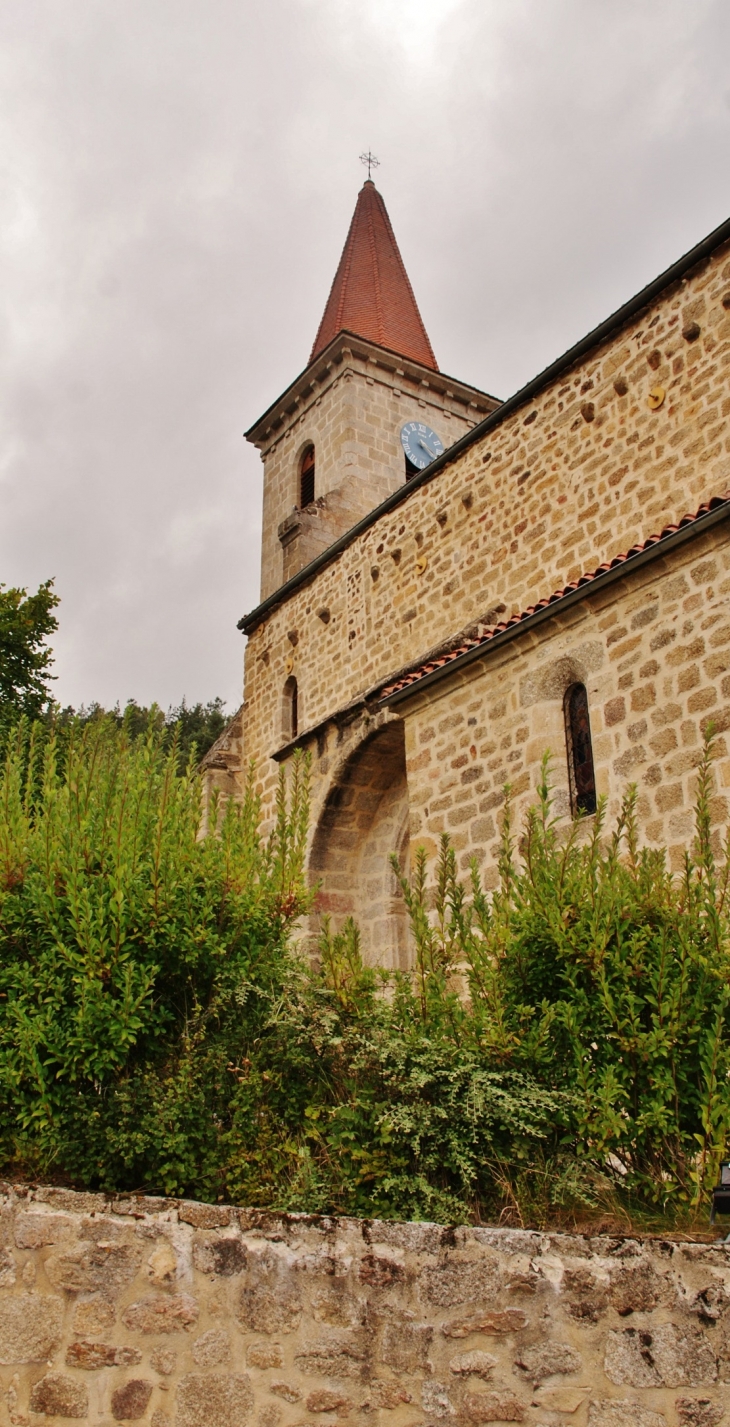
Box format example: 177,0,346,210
419,437,437,458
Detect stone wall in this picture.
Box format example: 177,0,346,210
396,516,730,881
1,1186,728,1427
251,336,493,603
242,239,730,828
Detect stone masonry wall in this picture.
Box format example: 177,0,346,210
398,518,730,882
243,241,730,825
256,345,488,602
1,1186,729,1427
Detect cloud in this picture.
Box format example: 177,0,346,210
0,0,728,709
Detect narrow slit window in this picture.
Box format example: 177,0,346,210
564,682,597,816
283,676,298,741
299,445,315,507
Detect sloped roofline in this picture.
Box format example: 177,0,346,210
270,495,730,763
239,212,730,636
309,180,438,370
244,329,495,445
379,495,730,706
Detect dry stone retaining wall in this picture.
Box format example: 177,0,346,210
0,1187,728,1427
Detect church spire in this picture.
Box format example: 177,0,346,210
310,181,438,371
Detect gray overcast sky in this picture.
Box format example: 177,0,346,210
1,0,729,712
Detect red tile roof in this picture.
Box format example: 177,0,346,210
379,496,729,702
310,182,438,370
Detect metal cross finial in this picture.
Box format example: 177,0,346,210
359,151,380,181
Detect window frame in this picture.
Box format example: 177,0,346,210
282,675,298,742
564,681,597,817
299,445,315,508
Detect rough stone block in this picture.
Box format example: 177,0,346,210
441,1310,527,1337
270,1381,302,1402
608,1262,662,1315
420,1380,455,1419
14,1210,75,1249
604,1323,717,1387
462,1389,527,1422
676,1400,725,1427
111,1378,154,1420
362,1381,413,1409
122,1292,199,1335
192,1234,247,1277
178,1203,232,1229
379,1316,433,1373
294,1331,366,1378
423,1257,500,1307
514,1341,582,1384
0,1292,63,1363
238,1277,302,1334
72,1296,115,1335
587,1402,666,1427
46,1238,142,1293
29,1371,89,1418
0,1246,16,1285
448,1351,497,1378
306,1389,353,1413
65,1339,142,1368
247,1340,284,1368
151,1346,177,1375
192,1329,231,1366
175,1372,254,1427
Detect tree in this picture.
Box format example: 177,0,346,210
0,580,59,728
51,696,229,765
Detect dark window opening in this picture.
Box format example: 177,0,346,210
405,453,419,481
565,682,597,816
300,446,315,507
283,676,298,742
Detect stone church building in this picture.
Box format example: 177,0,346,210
203,181,730,965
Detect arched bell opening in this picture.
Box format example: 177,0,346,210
309,720,411,970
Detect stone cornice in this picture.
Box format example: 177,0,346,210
244,330,500,456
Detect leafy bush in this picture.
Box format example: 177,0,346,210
0,717,311,1196
0,715,727,1228
386,738,730,1219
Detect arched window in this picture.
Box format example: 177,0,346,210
564,683,597,816
299,446,315,508
282,676,298,741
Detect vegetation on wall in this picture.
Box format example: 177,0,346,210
0,715,727,1228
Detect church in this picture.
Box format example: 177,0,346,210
203,180,730,966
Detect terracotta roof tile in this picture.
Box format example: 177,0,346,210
379,496,727,701
310,181,438,370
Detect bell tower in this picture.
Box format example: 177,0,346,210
246,180,499,602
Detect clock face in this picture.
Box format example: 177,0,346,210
400,421,445,470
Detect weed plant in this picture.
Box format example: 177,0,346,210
0,717,727,1229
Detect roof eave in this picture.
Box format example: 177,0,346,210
244,329,498,447
380,497,730,708
239,210,730,634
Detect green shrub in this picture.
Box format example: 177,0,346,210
0,717,311,1196
0,716,727,1227
389,736,730,1217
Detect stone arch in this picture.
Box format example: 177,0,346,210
310,720,411,970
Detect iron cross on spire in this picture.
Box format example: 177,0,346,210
359,151,380,181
